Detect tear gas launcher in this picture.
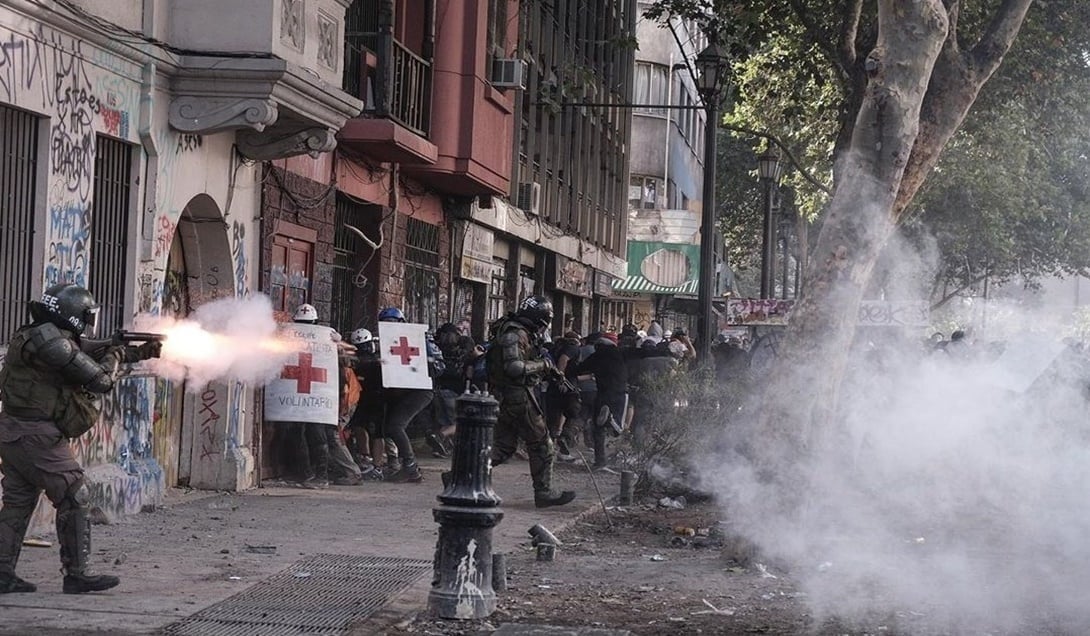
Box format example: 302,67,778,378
82,330,167,361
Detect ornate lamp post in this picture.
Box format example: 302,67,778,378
758,148,783,299
694,43,729,361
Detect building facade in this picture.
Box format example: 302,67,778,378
612,4,711,333
263,0,636,362
0,0,639,506
0,0,359,520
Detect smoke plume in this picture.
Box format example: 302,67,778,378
701,230,1090,634
134,295,301,390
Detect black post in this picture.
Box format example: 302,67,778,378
696,98,719,361
760,178,775,299
429,391,504,619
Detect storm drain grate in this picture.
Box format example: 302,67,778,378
162,554,432,636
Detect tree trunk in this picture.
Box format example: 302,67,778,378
754,1,948,469
752,0,1034,483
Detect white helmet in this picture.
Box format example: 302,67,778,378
350,328,373,345
293,303,318,322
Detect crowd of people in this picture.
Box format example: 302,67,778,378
269,296,759,498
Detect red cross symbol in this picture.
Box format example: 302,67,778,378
389,336,420,365
281,352,328,393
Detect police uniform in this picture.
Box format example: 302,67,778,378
0,284,157,594
487,296,575,508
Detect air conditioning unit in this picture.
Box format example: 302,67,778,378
491,58,528,90
517,181,541,216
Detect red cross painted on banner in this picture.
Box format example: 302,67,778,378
281,352,328,393
389,336,420,365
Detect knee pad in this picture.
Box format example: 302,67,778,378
57,479,90,515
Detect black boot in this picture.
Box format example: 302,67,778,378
63,573,120,594
0,572,36,593
57,506,119,594
534,490,576,508
0,503,34,586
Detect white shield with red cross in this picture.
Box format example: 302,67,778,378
263,323,340,424
378,322,432,390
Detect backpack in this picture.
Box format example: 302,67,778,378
340,365,362,416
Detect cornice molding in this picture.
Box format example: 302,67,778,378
236,126,337,160
169,97,279,134
168,57,362,140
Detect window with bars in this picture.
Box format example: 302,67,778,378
342,0,380,98
332,194,380,336
0,105,40,346
404,217,441,328
488,257,508,322
89,135,133,335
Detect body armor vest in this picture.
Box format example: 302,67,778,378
0,325,70,419
487,319,541,390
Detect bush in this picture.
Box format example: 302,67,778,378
621,362,751,495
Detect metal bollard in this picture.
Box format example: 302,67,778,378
429,390,504,620
619,470,635,505
536,543,556,562
491,553,507,593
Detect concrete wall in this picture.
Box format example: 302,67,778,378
169,0,349,87
0,2,262,528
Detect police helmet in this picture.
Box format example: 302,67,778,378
378,307,406,322
31,283,99,335
516,295,554,330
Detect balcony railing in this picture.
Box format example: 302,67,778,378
388,40,431,137
344,34,431,138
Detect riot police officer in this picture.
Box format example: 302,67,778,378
0,283,161,594
487,295,576,508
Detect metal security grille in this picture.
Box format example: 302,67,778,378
405,217,440,267
0,105,40,347
342,0,380,98
332,195,379,336
89,135,132,335
163,554,431,636
489,258,509,322
404,217,441,327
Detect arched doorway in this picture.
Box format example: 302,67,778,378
159,194,250,490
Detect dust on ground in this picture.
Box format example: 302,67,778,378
386,495,857,635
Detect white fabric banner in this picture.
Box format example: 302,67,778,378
378,322,432,389
263,323,340,424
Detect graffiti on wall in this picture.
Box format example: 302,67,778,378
0,22,135,288
231,220,248,295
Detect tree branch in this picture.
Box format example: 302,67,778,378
969,0,1034,77
892,0,1032,220
838,0,864,67
721,123,832,195
930,272,990,311
945,0,961,53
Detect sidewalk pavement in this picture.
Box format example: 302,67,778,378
0,454,620,635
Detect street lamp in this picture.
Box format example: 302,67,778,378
694,43,729,361
758,147,783,299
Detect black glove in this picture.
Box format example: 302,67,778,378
124,341,163,362
138,340,163,360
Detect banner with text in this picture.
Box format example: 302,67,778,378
722,299,930,328
263,323,340,424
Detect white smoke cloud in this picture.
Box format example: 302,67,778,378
134,295,301,390
701,232,1090,633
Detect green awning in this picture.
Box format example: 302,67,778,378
612,275,699,295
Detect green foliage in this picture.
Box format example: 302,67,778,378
647,0,1090,302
